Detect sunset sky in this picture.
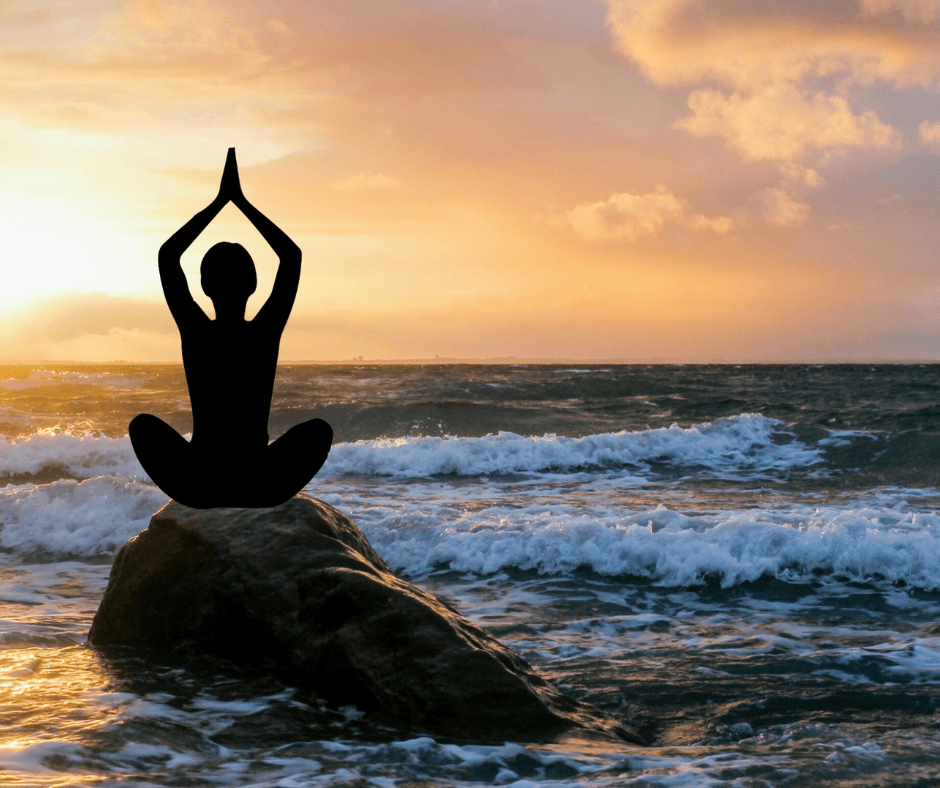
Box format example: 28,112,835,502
3,0,940,362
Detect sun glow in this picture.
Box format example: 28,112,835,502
0,202,97,314
0,187,161,323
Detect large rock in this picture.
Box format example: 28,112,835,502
89,495,644,744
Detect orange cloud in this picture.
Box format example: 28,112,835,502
90,0,263,73
602,0,940,229
0,292,176,361
919,119,940,146
748,188,811,228
677,86,899,163
860,0,940,23
566,186,733,241
607,0,940,91
603,0,940,171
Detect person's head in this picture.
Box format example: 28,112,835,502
201,242,257,310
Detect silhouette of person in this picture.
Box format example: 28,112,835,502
130,148,333,509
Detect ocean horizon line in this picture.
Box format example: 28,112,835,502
3,357,940,366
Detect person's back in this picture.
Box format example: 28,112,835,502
181,302,279,454
130,149,332,508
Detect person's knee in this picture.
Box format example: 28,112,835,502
284,417,333,448
129,413,152,434
306,418,333,454
129,415,188,463
269,418,332,468
129,413,159,448
310,418,333,445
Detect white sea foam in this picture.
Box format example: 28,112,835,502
322,414,820,479
2,415,932,589
359,499,940,590
8,479,940,588
2,414,934,588
0,414,815,484
0,433,143,480
0,477,165,557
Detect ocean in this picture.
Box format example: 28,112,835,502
2,362,940,786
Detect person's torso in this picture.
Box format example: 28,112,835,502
181,318,280,453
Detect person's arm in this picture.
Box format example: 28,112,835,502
158,157,232,326
225,150,302,328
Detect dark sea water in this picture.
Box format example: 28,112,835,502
3,363,940,785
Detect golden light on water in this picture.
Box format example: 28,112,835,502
0,646,113,732
0,559,134,783
0,645,124,784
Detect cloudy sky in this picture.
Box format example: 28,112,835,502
3,0,940,361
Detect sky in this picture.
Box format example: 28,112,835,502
2,0,940,362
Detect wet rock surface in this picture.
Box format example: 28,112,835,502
89,495,644,744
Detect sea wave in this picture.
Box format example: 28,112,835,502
323,414,819,479
0,433,143,483
0,414,818,485
362,500,940,591
4,473,940,592
0,477,165,558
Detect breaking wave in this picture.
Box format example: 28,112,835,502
323,415,819,479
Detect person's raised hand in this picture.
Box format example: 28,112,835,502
218,147,244,204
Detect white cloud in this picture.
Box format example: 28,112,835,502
919,119,940,146
605,0,913,168
749,188,811,228
96,0,262,67
266,18,292,36
602,0,940,232
607,0,940,92
780,163,827,189
861,0,940,23
676,85,899,163
0,292,177,361
567,186,732,241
